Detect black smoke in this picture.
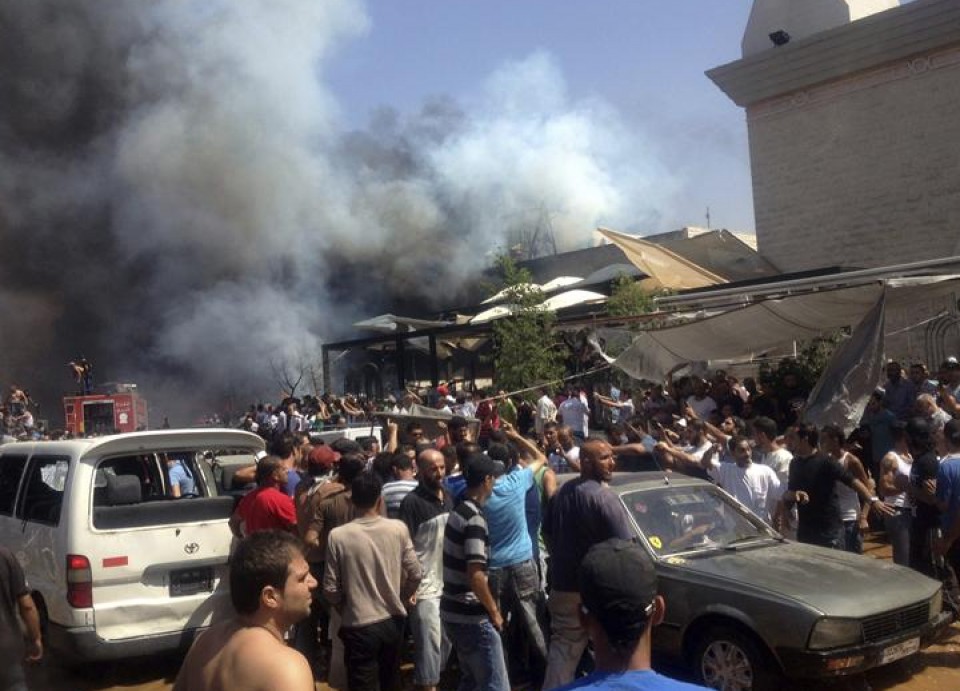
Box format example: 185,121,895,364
0,0,671,424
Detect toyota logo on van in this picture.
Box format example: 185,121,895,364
184,543,199,555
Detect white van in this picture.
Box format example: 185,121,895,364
0,429,264,663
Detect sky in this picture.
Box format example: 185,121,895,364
325,0,758,235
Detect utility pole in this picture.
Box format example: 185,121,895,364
705,206,712,230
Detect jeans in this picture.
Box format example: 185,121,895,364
443,619,510,691
542,590,588,690
910,521,938,578
883,510,912,566
841,520,863,554
409,597,450,686
487,559,548,666
339,616,405,691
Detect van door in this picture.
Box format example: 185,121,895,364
87,449,239,642
0,453,29,553
15,455,70,617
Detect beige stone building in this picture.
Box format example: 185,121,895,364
708,0,960,273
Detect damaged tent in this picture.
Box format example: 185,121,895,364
599,277,960,429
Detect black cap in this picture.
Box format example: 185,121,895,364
579,539,658,641
464,452,498,487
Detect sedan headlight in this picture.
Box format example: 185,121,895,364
809,617,863,650
930,590,943,620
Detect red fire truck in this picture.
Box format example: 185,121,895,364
63,388,149,436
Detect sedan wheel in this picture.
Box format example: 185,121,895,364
694,626,777,691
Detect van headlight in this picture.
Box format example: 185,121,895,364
809,618,863,650
930,590,943,620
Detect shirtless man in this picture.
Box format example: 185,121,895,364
174,531,316,691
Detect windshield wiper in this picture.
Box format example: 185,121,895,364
723,535,780,550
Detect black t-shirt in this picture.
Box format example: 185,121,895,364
0,546,28,656
788,453,854,546
910,451,941,529
398,483,453,541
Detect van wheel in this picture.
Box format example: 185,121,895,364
692,625,779,691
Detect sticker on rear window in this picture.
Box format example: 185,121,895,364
648,536,662,550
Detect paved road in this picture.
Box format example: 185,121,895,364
25,536,960,691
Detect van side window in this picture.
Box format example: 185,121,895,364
18,456,69,526
0,455,28,515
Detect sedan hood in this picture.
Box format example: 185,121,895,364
671,540,941,617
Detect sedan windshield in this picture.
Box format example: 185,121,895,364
621,484,778,557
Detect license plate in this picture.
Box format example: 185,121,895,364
170,567,213,597
879,637,920,665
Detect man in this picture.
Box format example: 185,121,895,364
699,436,780,524
229,456,297,538
548,425,581,474
782,423,892,549
0,545,42,691
594,389,635,425
558,388,589,441
270,431,304,497
883,360,917,420
166,453,197,498
300,453,365,688
904,417,943,577
933,418,960,609
440,453,509,691
399,449,455,691
685,379,716,421
484,425,549,675
382,453,419,519
751,416,791,484
819,425,872,554
535,387,557,439
542,439,635,690
174,532,316,691
653,419,711,482
910,362,939,397
859,388,897,481
324,472,422,691
916,393,952,440
292,444,340,674
555,539,708,691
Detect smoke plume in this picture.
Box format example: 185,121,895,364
0,0,674,423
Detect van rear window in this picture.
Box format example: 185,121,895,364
19,457,69,526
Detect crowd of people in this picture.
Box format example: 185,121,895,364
7,355,960,689
169,356,960,690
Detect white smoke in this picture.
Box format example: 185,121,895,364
0,0,675,422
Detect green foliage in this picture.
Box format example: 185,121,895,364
490,256,566,392
770,331,847,390
605,275,655,318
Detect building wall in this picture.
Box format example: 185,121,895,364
747,44,960,272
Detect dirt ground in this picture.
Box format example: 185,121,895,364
24,534,960,691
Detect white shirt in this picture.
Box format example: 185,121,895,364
558,397,589,436
536,395,557,436
706,461,781,523
754,447,793,485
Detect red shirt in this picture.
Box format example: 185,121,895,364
234,486,297,535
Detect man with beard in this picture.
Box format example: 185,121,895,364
542,439,634,689
399,449,454,691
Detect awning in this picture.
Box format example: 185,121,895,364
597,227,727,290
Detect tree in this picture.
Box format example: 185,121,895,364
490,256,566,393
605,274,655,318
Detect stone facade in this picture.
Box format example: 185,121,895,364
709,0,960,273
